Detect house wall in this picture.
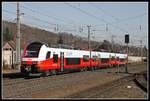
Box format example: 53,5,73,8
3,50,23,68
128,56,146,63
3,50,16,68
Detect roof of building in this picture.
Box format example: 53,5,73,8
3,40,16,50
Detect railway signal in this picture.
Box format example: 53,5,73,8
125,34,129,73
125,34,129,43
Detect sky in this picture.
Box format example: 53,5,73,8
2,2,148,48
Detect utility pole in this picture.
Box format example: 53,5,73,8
126,43,128,73
87,25,91,49
55,24,59,32
111,35,115,52
16,2,21,70
2,22,3,68
140,40,143,61
125,34,129,73
139,24,143,61
87,25,92,71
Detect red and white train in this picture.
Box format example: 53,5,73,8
21,42,127,76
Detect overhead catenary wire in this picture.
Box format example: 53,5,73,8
21,5,80,28
114,12,147,23
89,3,120,21
2,3,147,48
22,19,55,30
89,3,147,23
21,5,89,33
24,13,56,26
21,5,70,24
3,2,85,28
3,9,16,15
65,2,147,36
3,9,56,26
89,3,131,30
64,2,129,33
3,9,61,33
3,9,80,35
3,6,79,26
75,12,146,29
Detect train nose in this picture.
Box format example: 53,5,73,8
21,64,41,75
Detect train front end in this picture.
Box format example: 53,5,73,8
21,42,46,76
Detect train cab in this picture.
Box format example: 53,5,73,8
21,42,48,76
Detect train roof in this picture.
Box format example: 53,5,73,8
27,42,127,59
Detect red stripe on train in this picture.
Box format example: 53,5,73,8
22,57,127,70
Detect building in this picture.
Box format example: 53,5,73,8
3,41,17,68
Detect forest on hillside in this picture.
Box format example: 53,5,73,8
2,20,147,57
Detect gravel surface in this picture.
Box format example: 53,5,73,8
2,63,148,99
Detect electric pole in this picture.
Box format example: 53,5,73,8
87,25,91,50
87,25,92,70
139,24,143,61
16,2,21,70
2,22,3,67
55,24,59,32
140,40,143,61
111,35,115,52
126,43,128,73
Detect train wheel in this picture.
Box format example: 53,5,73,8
81,67,87,72
51,69,56,75
90,67,94,71
80,68,83,72
94,66,97,70
42,70,50,77
55,69,60,75
84,67,88,71
87,67,91,71
80,67,85,72
46,70,51,76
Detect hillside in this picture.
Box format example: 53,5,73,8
2,20,147,57
2,20,100,50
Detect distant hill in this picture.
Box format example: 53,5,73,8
2,20,147,57
2,20,100,50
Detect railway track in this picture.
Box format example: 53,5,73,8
133,71,147,93
2,63,147,98
66,70,147,98
3,71,98,98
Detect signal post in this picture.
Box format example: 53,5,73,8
125,34,129,73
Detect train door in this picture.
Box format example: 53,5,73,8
98,54,101,67
60,52,64,72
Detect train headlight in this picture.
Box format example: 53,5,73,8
25,66,31,71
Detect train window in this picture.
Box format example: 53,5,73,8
117,57,119,60
26,51,39,57
101,58,109,63
66,58,80,65
25,42,43,57
111,56,115,60
46,52,51,59
93,56,98,61
53,54,58,63
83,55,89,62
120,59,125,62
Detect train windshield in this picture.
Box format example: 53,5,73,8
24,42,43,57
